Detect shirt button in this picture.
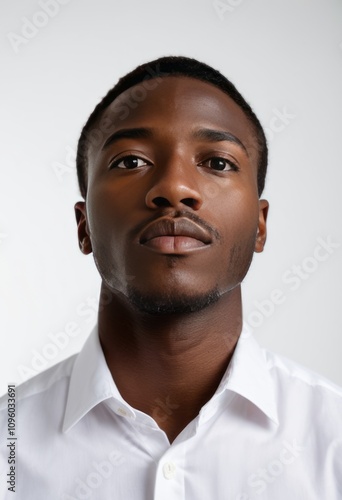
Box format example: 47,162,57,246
117,407,129,417
163,462,176,479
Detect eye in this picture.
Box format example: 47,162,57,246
109,155,150,170
200,157,239,172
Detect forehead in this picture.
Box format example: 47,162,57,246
90,76,258,160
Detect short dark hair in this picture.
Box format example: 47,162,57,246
76,55,268,198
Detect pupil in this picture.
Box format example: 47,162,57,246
212,158,225,170
124,157,138,169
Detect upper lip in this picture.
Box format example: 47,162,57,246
139,217,212,245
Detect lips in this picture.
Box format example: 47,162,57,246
139,217,212,253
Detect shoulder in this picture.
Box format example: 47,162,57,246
0,354,77,412
261,346,342,430
264,347,342,397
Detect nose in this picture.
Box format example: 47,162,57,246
145,156,203,211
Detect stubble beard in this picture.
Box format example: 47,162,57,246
126,284,221,316
126,240,256,316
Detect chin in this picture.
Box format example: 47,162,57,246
126,285,221,316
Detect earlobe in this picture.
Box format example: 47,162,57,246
255,199,269,253
74,201,92,255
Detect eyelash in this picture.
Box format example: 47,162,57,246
109,155,151,170
199,157,239,172
109,154,239,172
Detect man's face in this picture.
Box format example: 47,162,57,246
76,76,268,314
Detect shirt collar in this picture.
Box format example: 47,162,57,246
63,325,131,433
63,323,278,432
214,324,279,425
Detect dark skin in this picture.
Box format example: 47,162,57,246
75,76,268,443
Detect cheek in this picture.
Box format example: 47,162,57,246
85,185,137,291
85,189,128,265
87,180,139,233
214,191,259,267
213,186,260,239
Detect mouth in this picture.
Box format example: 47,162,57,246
139,217,212,254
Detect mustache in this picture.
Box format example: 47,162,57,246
131,209,222,243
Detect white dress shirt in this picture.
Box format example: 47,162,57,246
0,324,341,500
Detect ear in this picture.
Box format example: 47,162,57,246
74,201,92,255
255,199,269,253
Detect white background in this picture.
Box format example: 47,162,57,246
1,0,342,396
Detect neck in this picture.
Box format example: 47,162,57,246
98,283,243,443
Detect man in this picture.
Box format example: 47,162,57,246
1,56,341,499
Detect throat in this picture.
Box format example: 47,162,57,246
98,283,243,442
106,341,234,444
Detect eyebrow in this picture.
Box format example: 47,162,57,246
102,128,153,150
192,128,248,154
102,126,248,155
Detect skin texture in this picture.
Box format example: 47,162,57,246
75,76,268,443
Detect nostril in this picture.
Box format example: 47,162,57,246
181,198,198,209
152,197,172,208
150,196,200,210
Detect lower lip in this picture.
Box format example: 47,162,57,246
142,236,208,253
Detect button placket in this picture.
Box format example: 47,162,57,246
154,446,186,500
